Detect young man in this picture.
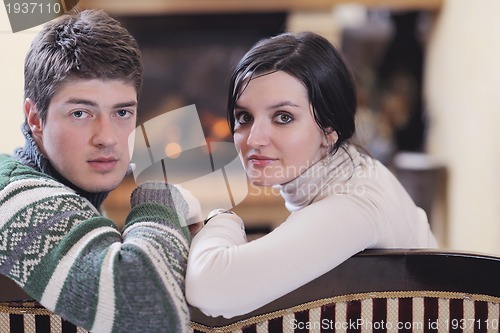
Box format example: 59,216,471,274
0,9,195,333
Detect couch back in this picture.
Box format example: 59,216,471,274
2,249,500,332
190,249,500,332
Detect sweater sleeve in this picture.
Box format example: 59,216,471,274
0,175,191,332
185,195,378,318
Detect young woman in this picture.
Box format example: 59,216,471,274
186,31,437,318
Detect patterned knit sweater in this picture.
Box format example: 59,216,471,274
0,131,192,332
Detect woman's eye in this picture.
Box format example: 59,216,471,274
235,112,252,124
274,112,293,124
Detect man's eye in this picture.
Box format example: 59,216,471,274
117,110,132,118
71,111,88,119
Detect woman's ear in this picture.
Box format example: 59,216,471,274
24,98,43,138
321,127,339,148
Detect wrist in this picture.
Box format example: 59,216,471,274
204,208,235,224
130,182,188,219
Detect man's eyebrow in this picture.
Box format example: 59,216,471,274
64,99,137,109
64,98,97,107
113,101,137,109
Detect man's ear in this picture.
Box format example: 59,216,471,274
24,98,43,138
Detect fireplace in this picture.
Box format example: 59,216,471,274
118,13,287,142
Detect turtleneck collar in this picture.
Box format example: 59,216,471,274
12,125,109,210
275,144,362,212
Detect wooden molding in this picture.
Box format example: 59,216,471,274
78,0,443,15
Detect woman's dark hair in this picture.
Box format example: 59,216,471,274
227,31,357,153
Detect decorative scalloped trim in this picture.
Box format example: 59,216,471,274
189,290,500,332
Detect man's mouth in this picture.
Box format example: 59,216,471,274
88,157,119,171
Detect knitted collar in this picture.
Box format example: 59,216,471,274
12,125,109,210
275,144,362,212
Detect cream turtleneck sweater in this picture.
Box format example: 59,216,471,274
186,144,437,318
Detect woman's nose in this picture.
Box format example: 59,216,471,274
246,122,270,148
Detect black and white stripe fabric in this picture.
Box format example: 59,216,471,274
190,291,500,333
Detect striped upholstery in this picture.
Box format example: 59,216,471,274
190,292,500,333
189,249,500,333
3,249,500,332
3,293,499,333
0,301,88,333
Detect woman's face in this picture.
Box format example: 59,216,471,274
233,70,335,186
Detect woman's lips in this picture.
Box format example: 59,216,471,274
248,155,278,167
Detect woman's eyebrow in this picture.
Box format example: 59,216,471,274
234,103,247,110
268,101,300,109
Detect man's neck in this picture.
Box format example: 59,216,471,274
12,124,109,210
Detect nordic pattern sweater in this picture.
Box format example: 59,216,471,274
0,154,191,333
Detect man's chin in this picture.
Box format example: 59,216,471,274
75,177,123,193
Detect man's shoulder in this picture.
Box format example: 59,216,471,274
0,153,40,175
0,154,51,189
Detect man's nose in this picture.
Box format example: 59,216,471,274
92,117,118,148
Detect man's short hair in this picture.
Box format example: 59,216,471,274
24,9,143,126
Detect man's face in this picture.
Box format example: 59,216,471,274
28,79,137,193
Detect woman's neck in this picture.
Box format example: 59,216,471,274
275,144,360,212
